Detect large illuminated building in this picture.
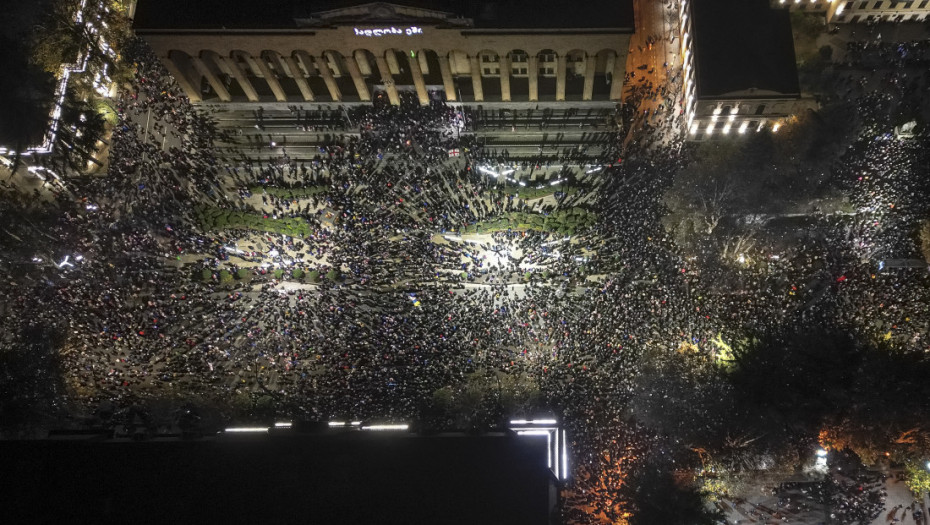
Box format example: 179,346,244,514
772,0,930,23
132,0,634,106
680,0,816,140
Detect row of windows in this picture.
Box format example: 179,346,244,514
690,119,774,137
844,0,928,9
836,11,928,20
709,104,771,116
480,53,585,64
482,67,554,76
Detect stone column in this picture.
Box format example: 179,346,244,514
190,56,231,101
469,55,484,102
164,56,202,102
216,56,259,102
407,52,429,106
499,55,511,102
283,56,314,101
346,54,371,101
374,54,400,106
385,51,400,75
556,54,567,101
437,54,455,101
254,56,288,102
528,55,539,102
418,52,430,75
315,53,342,102
609,52,625,101
582,54,596,101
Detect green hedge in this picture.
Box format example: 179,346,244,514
466,208,597,234
292,268,305,279
250,185,329,199
513,185,579,200
195,206,313,237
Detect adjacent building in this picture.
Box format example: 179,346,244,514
681,0,815,140
2,429,561,524
132,0,634,106
772,0,930,23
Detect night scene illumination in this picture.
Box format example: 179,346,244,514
2,0,930,524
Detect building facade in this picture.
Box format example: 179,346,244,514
132,1,633,106
681,0,815,140
772,0,930,23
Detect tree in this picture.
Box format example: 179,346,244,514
31,0,132,79
0,36,53,169
919,220,930,263
630,348,738,452
729,329,930,467
623,464,723,525
904,461,930,497
41,87,108,175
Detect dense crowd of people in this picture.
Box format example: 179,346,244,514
1,14,930,523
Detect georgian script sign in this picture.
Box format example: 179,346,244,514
354,26,424,37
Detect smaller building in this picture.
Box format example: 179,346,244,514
681,0,814,140
772,0,930,24
2,430,561,524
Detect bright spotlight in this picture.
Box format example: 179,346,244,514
509,419,557,425
361,424,409,431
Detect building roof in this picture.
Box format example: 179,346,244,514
1,432,557,524
132,0,634,31
691,0,800,98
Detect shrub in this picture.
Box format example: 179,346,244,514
273,269,284,280
292,268,305,279
236,268,249,280
326,269,339,281
921,221,930,264
219,270,233,283
308,270,321,283
201,268,212,281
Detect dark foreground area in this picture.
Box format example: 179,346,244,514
1,433,555,525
